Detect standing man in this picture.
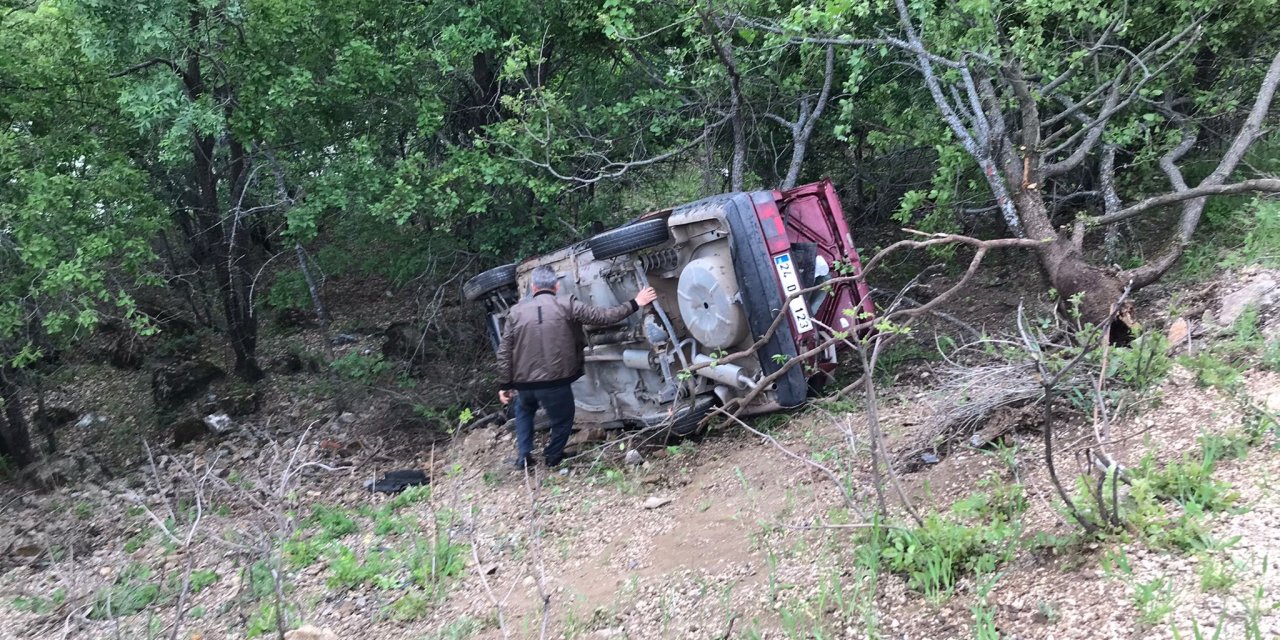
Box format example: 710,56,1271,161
496,265,658,468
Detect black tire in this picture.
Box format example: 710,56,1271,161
669,395,717,437
588,218,670,260
463,264,517,301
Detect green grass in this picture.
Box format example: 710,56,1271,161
1197,556,1239,593
12,587,66,615
873,482,1026,602
1133,576,1175,627
421,615,488,638
88,563,162,620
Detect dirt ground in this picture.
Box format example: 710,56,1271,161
0,266,1277,640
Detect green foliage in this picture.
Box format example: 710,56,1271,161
329,352,389,384
1117,443,1239,551
421,616,487,640
1109,332,1173,392
1133,577,1175,627
88,563,161,620
1197,556,1239,593
266,270,313,312
876,483,1025,601
307,504,359,541
327,545,398,590
1179,353,1246,391
12,587,67,615
245,599,299,639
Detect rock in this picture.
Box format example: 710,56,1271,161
33,407,77,432
173,417,215,446
330,333,360,346
382,322,434,361
152,360,226,410
1266,391,1280,414
1217,273,1278,326
108,331,147,369
284,626,338,640
1166,318,1190,348
203,414,233,434
75,413,108,429
568,427,607,447
274,308,315,329
338,412,357,425
642,496,672,510
624,449,645,466
201,385,260,416
22,454,104,490
270,352,318,375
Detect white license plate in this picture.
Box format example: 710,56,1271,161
773,253,813,334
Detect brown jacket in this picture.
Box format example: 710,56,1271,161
496,291,638,390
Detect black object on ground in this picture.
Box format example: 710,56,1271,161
366,469,429,493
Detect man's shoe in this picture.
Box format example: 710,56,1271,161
506,454,536,469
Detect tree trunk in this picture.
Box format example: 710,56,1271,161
181,10,262,382
0,366,35,468
1016,191,1130,327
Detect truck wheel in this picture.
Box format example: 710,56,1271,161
588,218,670,260
669,395,717,437
463,264,517,301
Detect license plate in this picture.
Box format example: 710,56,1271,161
773,253,813,334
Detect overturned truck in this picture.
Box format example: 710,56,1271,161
464,180,874,435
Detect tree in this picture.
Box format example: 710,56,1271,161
0,2,163,464
741,0,1280,323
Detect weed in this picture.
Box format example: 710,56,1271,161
876,503,1020,602
387,589,433,621
123,527,152,553
1133,577,1175,627
1100,547,1133,577
88,563,161,620
284,535,326,569
162,569,219,595
1110,331,1173,391
386,484,432,510
1197,556,1239,592
1198,431,1252,462
422,615,487,639
327,546,397,590
73,501,94,520
307,504,359,541
666,442,697,458
1036,600,1060,625
245,599,298,638
329,351,389,384
971,575,1001,640
1124,447,1239,551
1179,353,1245,390
1263,339,1280,371
1171,618,1225,640
248,560,279,599
592,467,637,495
12,587,67,615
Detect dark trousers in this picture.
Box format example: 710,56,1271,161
513,384,576,465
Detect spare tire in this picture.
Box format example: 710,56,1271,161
588,218,670,260
462,264,517,301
